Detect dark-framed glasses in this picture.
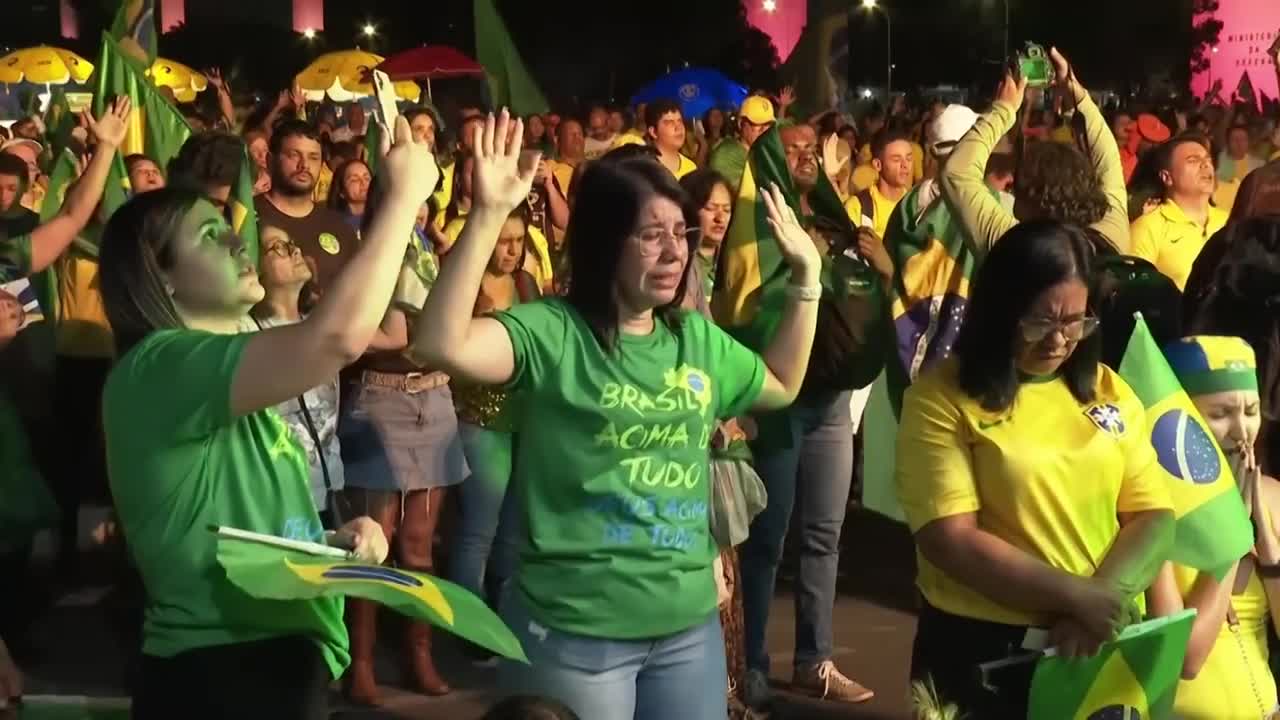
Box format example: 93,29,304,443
1019,315,1100,343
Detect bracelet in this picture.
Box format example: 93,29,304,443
785,283,822,302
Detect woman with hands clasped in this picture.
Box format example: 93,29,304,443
895,221,1175,716
1147,336,1280,720
411,110,822,720
95,116,437,719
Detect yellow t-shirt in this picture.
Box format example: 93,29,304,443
312,163,333,205
849,163,878,193
843,183,904,241
911,141,925,184
671,153,698,180
896,360,1172,626
55,255,114,358
432,161,455,231
1129,200,1229,291
442,214,467,253
1170,565,1277,719
552,160,577,198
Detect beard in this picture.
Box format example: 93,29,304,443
271,168,315,198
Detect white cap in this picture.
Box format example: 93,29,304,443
928,105,979,157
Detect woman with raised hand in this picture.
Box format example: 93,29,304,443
96,116,436,719
412,109,822,720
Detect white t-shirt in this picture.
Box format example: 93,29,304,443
584,133,618,160
256,315,344,508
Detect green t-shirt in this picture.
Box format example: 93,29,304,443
708,139,748,192
495,299,766,639
102,329,348,676
0,233,33,284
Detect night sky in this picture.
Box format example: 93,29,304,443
5,0,1200,108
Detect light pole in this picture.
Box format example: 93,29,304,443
861,0,891,99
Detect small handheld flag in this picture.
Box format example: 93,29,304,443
1118,314,1252,573
1026,609,1195,719
216,530,527,663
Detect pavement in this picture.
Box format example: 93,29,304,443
11,508,920,720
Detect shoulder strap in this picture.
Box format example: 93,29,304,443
856,188,876,226
251,315,332,493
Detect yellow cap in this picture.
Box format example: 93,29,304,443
739,95,775,125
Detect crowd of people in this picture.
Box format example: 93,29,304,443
1,28,1280,720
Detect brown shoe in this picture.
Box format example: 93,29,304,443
343,598,381,706
790,660,874,703
406,621,451,696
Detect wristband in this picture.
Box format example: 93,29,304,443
785,283,822,302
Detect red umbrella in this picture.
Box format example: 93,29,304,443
374,46,484,100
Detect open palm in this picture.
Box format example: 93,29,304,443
84,96,132,149
760,183,820,274
471,110,538,214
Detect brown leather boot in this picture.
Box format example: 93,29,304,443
406,620,451,696
343,598,381,706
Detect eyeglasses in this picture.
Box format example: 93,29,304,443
1019,315,1100,344
634,226,700,249
265,240,301,258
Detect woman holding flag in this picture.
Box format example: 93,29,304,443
94,116,435,718
412,109,822,720
895,220,1175,715
1146,336,1279,720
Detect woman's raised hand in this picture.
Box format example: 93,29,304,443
381,115,440,208
471,108,539,215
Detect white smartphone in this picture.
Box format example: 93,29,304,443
371,69,399,130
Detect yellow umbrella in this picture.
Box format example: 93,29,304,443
296,49,421,102
147,57,208,103
0,45,94,85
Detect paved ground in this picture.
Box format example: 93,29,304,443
13,509,919,720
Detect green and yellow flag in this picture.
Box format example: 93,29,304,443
230,146,260,259
216,534,527,663
1118,314,1252,573
475,0,549,116
109,0,157,67
93,32,191,222
1028,609,1194,719
710,125,887,387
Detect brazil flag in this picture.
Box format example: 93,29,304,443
1027,609,1194,719
710,124,887,391
216,533,526,663
1118,314,1252,573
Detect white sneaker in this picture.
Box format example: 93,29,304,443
743,669,773,709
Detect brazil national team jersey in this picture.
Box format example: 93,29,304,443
895,359,1172,626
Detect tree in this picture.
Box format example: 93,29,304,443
1188,0,1223,77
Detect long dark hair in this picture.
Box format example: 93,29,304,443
564,153,692,350
1183,217,1280,473
953,220,1101,411
98,187,207,356
327,158,371,215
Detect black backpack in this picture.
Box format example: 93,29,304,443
1091,255,1183,370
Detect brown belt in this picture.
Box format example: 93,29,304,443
359,370,449,394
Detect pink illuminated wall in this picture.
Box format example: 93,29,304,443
59,0,78,39
293,0,325,33
1191,1,1280,102
745,0,807,62
161,0,186,32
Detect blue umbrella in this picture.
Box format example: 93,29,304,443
631,67,747,120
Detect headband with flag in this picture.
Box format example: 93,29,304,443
1163,335,1259,397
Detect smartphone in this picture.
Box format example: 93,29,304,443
371,69,399,130
1016,43,1055,88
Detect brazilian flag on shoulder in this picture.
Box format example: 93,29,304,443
1028,609,1195,719
710,125,887,391
1118,314,1253,573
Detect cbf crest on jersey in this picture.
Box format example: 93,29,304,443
1085,403,1126,437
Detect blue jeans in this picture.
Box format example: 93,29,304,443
740,390,854,672
498,590,728,720
449,422,520,606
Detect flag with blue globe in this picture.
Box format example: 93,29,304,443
1118,315,1252,573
